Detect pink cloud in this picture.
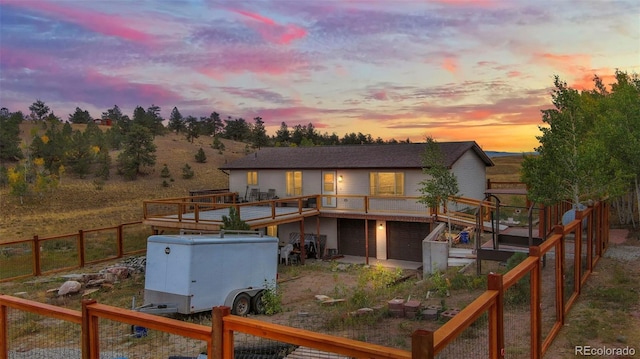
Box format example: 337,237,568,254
79,69,183,105
371,90,389,101
2,0,155,44
431,0,499,8
570,71,618,91
0,47,60,72
442,57,458,74
230,9,307,45
534,52,592,79
197,46,310,77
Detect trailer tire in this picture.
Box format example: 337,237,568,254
232,293,251,316
251,291,265,314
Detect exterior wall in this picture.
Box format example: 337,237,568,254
451,150,487,200
336,169,425,197
376,220,387,260
227,149,486,201
228,169,322,200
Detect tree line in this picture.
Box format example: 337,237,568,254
0,101,407,200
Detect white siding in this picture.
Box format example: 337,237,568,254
451,150,487,200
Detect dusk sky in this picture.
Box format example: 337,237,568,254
1,0,638,152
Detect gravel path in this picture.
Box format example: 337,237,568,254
604,244,640,261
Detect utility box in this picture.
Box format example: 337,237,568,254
140,231,278,315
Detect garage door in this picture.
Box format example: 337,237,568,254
387,221,430,262
338,219,376,257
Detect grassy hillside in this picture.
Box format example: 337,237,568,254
0,124,247,241
1,125,525,241
486,155,525,182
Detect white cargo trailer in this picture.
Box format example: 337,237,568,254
139,231,278,315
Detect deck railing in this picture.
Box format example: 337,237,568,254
143,192,497,230
1,201,610,358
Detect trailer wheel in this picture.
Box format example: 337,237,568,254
232,293,251,316
251,291,265,314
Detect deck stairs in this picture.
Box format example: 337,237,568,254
448,247,475,267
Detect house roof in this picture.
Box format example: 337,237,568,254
220,141,494,170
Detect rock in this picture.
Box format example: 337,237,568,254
58,281,82,296
356,308,374,315
105,266,129,279
86,279,106,287
60,274,85,281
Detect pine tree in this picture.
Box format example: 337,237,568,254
195,148,207,163
221,207,250,230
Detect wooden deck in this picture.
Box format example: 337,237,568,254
144,204,320,231
143,193,492,232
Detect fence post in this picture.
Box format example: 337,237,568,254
529,246,542,359
553,225,565,325
117,225,124,258
487,273,504,358
81,299,98,359
0,300,7,359
411,329,433,359
212,306,230,359
78,230,86,268
33,235,41,277
574,210,583,295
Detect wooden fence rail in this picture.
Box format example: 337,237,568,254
0,221,147,283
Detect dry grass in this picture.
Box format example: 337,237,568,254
1,124,247,241
486,155,525,182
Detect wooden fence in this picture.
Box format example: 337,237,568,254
0,221,148,282
1,201,610,358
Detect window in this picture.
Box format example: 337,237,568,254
247,171,258,185
370,172,404,196
286,171,302,196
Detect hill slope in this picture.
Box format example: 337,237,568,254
1,125,247,240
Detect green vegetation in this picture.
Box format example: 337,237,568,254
521,71,639,225
502,252,530,306
195,147,207,163
221,207,250,230
261,279,283,315
418,136,460,235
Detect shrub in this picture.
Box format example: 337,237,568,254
160,164,171,178
261,280,282,315
182,163,194,179
195,147,207,163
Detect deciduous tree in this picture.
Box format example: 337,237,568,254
418,137,460,237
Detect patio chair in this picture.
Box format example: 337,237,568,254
280,243,294,265
248,188,259,202
266,189,276,200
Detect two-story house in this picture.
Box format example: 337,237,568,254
219,142,493,262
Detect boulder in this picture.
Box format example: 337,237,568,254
58,280,82,296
